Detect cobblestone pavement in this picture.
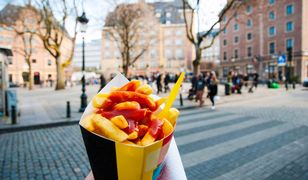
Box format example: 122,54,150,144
0,86,308,180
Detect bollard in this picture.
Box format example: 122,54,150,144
67,101,71,118
179,93,183,106
11,105,16,124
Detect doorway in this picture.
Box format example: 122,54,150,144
34,72,40,85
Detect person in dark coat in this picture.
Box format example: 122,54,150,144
99,74,106,92
253,73,259,88
208,74,218,110
164,72,170,93
156,73,162,94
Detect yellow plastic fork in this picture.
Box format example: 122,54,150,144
157,72,185,119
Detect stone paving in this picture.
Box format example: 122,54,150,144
0,86,307,179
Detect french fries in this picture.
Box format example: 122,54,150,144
91,114,128,142
110,115,128,129
81,79,180,146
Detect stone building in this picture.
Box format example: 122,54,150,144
220,0,308,82
0,4,72,86
101,0,193,77
73,39,101,70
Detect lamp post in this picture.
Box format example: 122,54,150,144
78,12,89,112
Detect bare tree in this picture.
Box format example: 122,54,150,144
182,0,246,75
13,31,35,90
35,0,79,90
2,4,38,90
104,1,158,76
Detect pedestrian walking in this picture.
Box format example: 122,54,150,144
164,72,170,93
188,74,198,100
208,74,218,110
248,73,254,93
253,73,259,88
99,74,106,92
156,73,163,94
195,74,206,107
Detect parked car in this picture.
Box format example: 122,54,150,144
303,78,308,87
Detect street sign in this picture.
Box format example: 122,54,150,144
277,54,286,66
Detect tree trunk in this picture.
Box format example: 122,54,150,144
193,45,201,75
28,62,33,90
55,57,65,90
123,64,129,77
193,60,200,75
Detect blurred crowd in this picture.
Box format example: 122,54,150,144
188,71,219,109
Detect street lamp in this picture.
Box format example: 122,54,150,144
78,12,89,112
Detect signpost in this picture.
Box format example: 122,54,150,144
277,54,286,66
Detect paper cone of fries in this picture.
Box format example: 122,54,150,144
79,73,182,180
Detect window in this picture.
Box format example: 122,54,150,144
286,39,294,50
175,29,183,36
166,12,171,17
48,59,52,66
247,47,252,57
155,13,161,18
150,49,156,58
286,21,294,32
247,33,252,40
165,39,172,46
234,49,238,59
269,11,275,20
178,9,184,19
104,51,111,58
286,4,294,15
165,49,172,59
223,16,227,23
268,26,276,37
234,23,239,31
269,0,275,5
269,42,275,54
246,5,252,13
166,20,171,24
223,39,227,46
32,59,36,63
176,49,183,59
175,39,183,45
223,28,227,34
234,36,239,43
223,52,227,60
164,30,171,36
234,12,238,19
247,19,252,27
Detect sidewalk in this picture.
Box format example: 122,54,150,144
0,83,296,133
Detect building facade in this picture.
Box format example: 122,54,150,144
220,0,308,82
101,0,193,77
73,39,101,70
200,29,220,73
0,4,72,86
